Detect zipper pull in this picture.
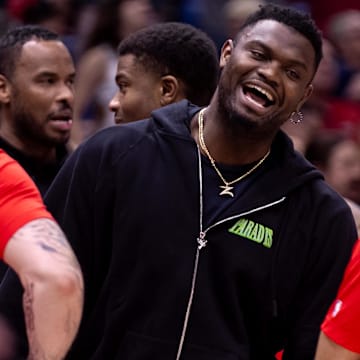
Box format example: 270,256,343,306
197,231,207,250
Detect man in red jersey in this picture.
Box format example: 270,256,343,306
0,149,83,359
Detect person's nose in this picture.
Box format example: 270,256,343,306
109,92,120,113
57,82,74,105
257,61,280,87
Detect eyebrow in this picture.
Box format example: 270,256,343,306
35,71,76,78
115,72,130,83
35,71,57,77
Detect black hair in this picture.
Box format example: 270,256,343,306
238,3,323,70
117,22,219,106
0,25,59,77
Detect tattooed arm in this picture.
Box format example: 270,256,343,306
3,218,84,360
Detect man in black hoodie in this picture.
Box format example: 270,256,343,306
1,4,358,359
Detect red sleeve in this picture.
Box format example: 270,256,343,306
0,150,53,259
321,239,360,353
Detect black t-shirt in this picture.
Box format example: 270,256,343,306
201,152,272,228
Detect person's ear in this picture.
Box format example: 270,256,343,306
220,39,235,68
159,75,179,106
297,83,314,110
0,74,11,104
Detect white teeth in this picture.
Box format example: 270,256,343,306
247,84,274,102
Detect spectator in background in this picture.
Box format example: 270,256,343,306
222,0,265,40
344,72,360,103
326,10,360,99
0,25,74,196
315,38,360,142
306,132,360,233
71,0,159,147
286,0,360,31
326,9,360,73
0,25,75,281
5,0,83,60
282,38,360,153
0,148,83,359
109,21,219,124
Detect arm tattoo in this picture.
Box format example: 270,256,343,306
23,282,35,333
24,282,46,360
10,219,83,360
13,218,81,275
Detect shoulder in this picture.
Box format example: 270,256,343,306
0,151,52,258
0,151,35,193
84,120,152,151
70,120,153,174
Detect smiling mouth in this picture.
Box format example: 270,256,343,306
243,84,275,107
51,118,72,122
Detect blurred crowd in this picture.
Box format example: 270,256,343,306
0,0,358,209
0,1,360,358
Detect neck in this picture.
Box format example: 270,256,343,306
0,127,57,163
193,104,272,166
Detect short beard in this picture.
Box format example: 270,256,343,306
217,81,257,130
10,86,69,147
11,107,67,148
217,80,284,137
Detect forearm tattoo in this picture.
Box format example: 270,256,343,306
25,282,46,360
10,218,83,360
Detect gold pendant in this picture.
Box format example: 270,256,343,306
219,185,234,197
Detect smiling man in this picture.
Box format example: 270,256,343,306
11,4,357,359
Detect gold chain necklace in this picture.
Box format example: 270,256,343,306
198,107,270,197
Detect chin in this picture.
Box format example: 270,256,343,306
227,107,257,127
51,135,70,146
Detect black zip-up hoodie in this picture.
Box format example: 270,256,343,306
45,100,357,359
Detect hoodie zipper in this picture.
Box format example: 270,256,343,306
175,145,286,360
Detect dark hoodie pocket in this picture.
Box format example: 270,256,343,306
115,331,248,360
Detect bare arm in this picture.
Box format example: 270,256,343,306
3,218,84,360
315,332,360,360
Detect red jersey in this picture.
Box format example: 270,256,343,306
0,149,53,258
321,239,360,353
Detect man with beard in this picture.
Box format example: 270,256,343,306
0,25,74,197
2,4,358,359
0,25,76,356
0,25,74,279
